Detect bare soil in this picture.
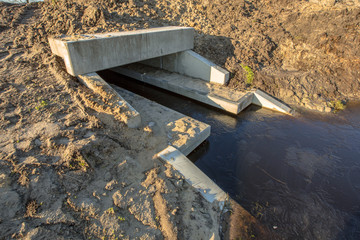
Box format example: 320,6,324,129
0,0,359,239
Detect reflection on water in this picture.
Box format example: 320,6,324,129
100,70,360,240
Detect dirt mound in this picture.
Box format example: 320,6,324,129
3,0,359,111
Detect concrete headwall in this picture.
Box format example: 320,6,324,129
49,27,194,76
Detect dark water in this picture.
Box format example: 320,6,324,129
99,70,360,240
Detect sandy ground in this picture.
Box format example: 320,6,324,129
0,0,359,239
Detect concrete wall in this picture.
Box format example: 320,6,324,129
157,146,227,207
49,26,194,76
141,50,230,85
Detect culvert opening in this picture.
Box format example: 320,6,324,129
99,69,360,239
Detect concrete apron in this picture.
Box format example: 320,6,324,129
111,84,211,156
111,64,294,115
112,85,227,208
76,72,226,208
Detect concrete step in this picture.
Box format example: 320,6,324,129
110,64,293,115
49,26,194,76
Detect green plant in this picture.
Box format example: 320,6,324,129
117,216,125,222
241,64,254,86
35,100,48,111
329,100,345,112
69,154,88,171
105,207,115,215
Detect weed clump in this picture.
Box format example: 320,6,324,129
25,200,39,218
69,154,89,171
329,100,345,112
35,100,48,111
241,64,254,87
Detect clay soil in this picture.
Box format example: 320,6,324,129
0,0,359,239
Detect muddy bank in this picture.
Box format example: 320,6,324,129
0,1,225,239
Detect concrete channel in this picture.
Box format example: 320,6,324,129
48,26,293,207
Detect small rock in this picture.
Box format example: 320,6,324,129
324,106,332,112
105,179,118,191
175,179,183,187
104,172,111,181
34,139,42,146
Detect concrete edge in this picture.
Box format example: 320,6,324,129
252,89,294,115
54,26,195,44
175,124,211,156
77,72,142,128
48,37,64,57
207,94,241,114
157,146,228,209
186,50,230,85
235,92,254,114
48,37,77,76
210,65,230,85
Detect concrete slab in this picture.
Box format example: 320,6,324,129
111,64,250,114
141,50,230,85
110,64,292,115
157,146,227,208
49,26,194,76
77,73,141,128
111,85,211,155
